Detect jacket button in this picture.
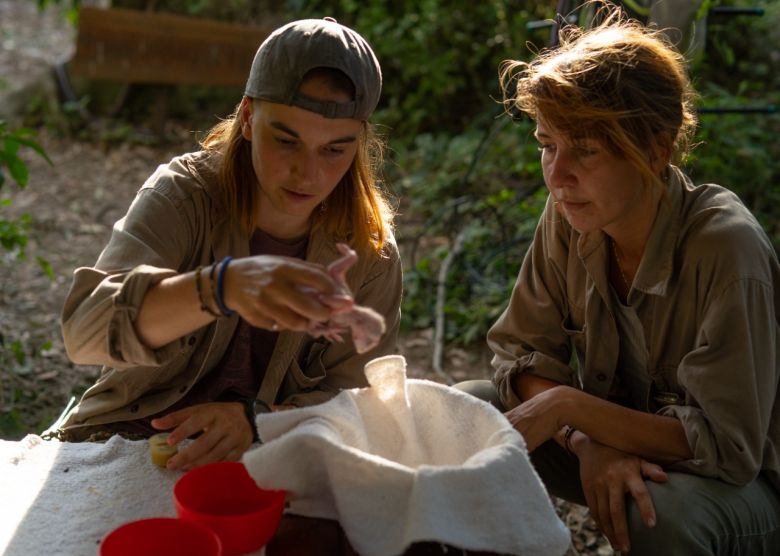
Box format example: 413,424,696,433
187,336,196,346
597,373,607,382
130,403,140,413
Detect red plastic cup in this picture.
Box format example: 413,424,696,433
99,517,222,556
174,461,286,556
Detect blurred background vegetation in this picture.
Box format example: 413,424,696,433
11,0,780,359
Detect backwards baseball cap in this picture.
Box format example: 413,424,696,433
244,18,382,120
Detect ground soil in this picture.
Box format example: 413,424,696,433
0,1,613,553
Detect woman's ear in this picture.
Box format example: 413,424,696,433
651,133,673,174
239,97,254,140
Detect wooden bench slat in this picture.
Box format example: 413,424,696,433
70,7,272,86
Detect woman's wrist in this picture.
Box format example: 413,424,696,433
194,264,221,318
214,256,236,317
554,384,585,429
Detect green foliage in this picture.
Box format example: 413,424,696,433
36,0,81,25
279,0,551,140
686,0,780,248
0,122,53,263
111,0,278,24
0,123,56,439
0,333,58,440
687,90,780,247
391,118,546,343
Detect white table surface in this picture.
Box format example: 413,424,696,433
0,434,181,555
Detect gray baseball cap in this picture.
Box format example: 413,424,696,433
244,18,382,120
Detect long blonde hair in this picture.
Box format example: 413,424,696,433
200,73,394,257
500,4,698,189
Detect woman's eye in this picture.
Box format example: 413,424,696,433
274,137,296,146
537,143,555,153
576,147,597,157
323,146,346,156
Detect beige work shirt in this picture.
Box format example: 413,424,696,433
489,166,780,490
60,151,402,438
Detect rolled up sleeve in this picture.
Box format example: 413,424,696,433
61,183,193,367
661,277,777,485
489,199,579,409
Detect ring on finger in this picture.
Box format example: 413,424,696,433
270,322,279,332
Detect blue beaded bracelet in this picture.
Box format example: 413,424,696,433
215,256,235,317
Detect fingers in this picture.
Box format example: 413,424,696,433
172,430,234,471
608,483,630,553
226,256,349,329
578,444,654,553
151,408,194,444
594,487,616,548
640,459,669,483
152,403,253,471
627,475,657,530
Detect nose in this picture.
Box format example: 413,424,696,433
293,150,318,186
544,148,576,195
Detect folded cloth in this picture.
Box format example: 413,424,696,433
243,355,570,556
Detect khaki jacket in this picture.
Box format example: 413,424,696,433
489,166,780,490
60,151,402,438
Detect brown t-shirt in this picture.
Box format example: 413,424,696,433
112,229,308,436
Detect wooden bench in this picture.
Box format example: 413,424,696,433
70,6,273,87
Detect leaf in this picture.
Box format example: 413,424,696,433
14,137,53,166
3,137,19,157
36,256,55,281
38,340,53,354
11,340,26,365
7,155,29,187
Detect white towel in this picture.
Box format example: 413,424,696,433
243,355,571,556
0,434,179,556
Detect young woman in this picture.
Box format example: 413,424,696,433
459,8,780,555
59,18,402,472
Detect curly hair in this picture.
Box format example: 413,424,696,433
500,3,698,187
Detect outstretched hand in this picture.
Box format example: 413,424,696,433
151,402,254,471
223,255,351,332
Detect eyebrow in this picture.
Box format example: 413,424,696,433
534,129,594,145
270,121,357,145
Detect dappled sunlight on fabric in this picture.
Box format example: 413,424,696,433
0,435,61,552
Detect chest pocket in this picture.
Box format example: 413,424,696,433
287,339,329,391
648,365,686,410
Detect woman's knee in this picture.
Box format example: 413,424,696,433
451,379,505,410
625,473,780,555
625,486,708,556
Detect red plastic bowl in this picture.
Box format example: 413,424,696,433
174,461,285,556
99,517,222,556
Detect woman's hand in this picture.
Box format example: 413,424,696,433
151,402,254,471
576,438,668,553
504,385,571,451
223,255,350,331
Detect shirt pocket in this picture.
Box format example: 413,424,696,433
648,365,686,411
287,340,329,392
